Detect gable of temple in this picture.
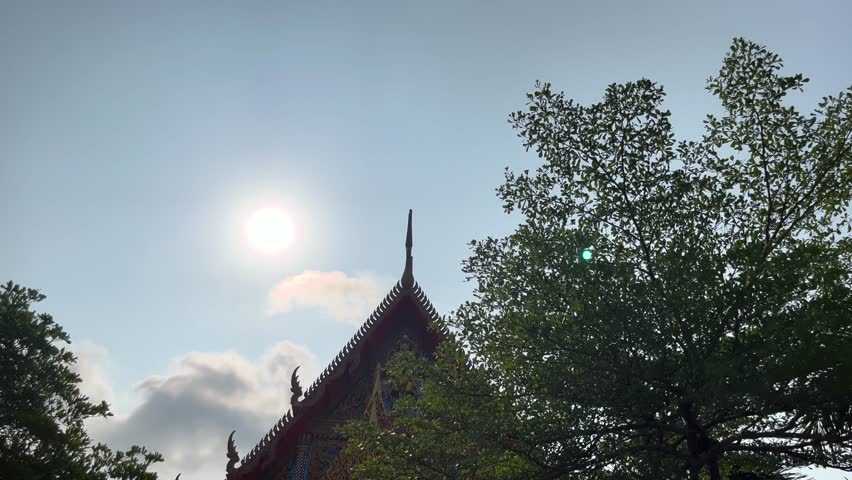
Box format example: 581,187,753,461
225,210,447,480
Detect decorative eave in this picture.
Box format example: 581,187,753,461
227,210,448,479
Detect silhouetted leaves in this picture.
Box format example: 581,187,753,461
345,38,852,480
0,281,163,480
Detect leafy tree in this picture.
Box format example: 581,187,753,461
344,38,852,479
0,281,164,479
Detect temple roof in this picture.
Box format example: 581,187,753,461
227,210,447,479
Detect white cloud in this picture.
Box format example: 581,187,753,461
67,270,391,479
80,341,318,480
70,341,114,406
267,270,388,324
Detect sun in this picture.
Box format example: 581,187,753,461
245,207,295,255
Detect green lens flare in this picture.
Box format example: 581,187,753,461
581,249,593,261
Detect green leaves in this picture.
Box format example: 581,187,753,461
0,281,163,480
346,39,852,480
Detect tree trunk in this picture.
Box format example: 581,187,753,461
708,458,722,480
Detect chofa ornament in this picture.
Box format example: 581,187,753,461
291,366,303,407
226,430,240,475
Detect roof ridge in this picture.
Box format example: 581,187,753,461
236,280,407,470
230,210,452,475
234,281,451,472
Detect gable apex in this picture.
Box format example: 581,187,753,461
227,210,447,480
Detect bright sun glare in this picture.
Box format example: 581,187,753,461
246,207,294,255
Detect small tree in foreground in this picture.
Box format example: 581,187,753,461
344,38,852,479
0,281,163,480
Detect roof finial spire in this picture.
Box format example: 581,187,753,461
401,209,414,288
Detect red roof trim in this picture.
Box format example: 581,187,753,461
229,281,447,478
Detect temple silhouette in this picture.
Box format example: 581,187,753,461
225,210,447,479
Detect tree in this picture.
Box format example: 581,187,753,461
344,38,852,479
0,281,164,480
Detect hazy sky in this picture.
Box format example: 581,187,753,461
2,1,851,479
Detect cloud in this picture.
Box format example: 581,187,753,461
82,341,318,480
70,341,114,406
267,270,388,324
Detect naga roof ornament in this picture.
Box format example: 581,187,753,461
290,366,303,407
226,430,240,475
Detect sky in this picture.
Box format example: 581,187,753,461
2,1,851,479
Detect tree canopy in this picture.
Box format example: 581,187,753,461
343,38,852,480
0,281,164,480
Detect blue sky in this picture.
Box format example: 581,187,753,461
2,1,851,478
